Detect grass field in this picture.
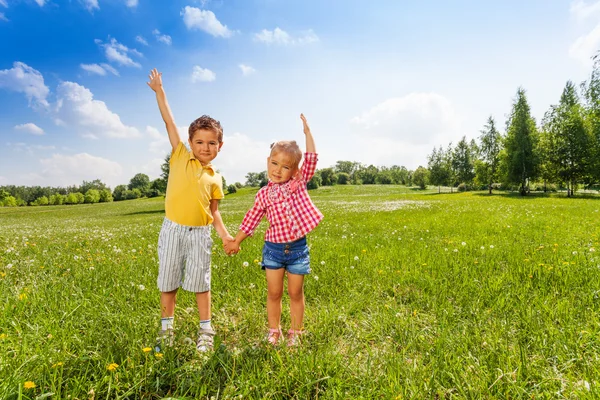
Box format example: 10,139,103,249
1,185,599,399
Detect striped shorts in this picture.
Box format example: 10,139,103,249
157,218,213,293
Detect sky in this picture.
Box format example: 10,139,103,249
0,0,599,189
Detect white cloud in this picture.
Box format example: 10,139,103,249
39,153,123,188
0,12,7,21
569,24,600,67
55,81,141,139
15,123,44,135
217,132,269,184
191,65,216,82
136,35,148,46
147,125,170,154
0,62,50,109
181,6,233,38
0,0,7,7
350,93,463,147
81,133,99,140
137,157,164,180
80,63,119,76
96,38,142,68
254,28,319,46
125,0,138,7
80,0,99,12
570,0,600,20
34,0,46,6
153,29,172,45
239,64,256,76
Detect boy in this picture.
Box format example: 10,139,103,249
147,68,232,352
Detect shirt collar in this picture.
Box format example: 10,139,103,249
190,153,215,175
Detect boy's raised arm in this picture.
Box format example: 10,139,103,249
300,113,315,153
147,68,180,150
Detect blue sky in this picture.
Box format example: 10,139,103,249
0,0,598,188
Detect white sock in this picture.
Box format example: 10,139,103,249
161,317,174,331
200,319,212,331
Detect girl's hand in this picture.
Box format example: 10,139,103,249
146,68,163,92
300,113,311,135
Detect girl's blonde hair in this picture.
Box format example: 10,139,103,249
270,141,303,169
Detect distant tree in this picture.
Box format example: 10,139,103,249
428,146,451,193
504,87,539,195
49,193,65,205
245,172,266,187
356,165,379,184
99,189,113,203
451,136,476,187
337,172,350,184
412,166,429,189
478,116,503,194
1,196,17,207
84,189,101,204
320,168,337,186
129,173,150,196
582,53,600,186
227,184,237,194
376,167,393,184
33,196,49,206
307,174,321,190
113,185,127,201
542,81,591,196
79,179,108,193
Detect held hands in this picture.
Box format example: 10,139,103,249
223,237,240,256
146,68,163,92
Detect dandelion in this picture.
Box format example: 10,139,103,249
142,347,152,353
572,251,578,255
89,267,95,271
480,246,485,250
489,245,494,249
590,248,596,252
52,362,64,368
74,255,79,260
461,242,466,246
138,284,145,291
23,381,36,389
107,363,119,372
362,249,367,253
314,275,319,281
242,261,249,267
155,353,163,359
249,283,256,289
320,260,325,265
253,259,259,264
453,249,458,253
350,266,355,269
0,333,6,339
18,293,27,301
6,263,12,269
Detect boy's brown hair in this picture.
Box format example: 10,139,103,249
189,115,223,142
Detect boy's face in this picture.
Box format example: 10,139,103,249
267,151,297,184
188,129,223,165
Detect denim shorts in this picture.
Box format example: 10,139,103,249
261,237,311,275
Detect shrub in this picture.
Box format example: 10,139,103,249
227,184,237,194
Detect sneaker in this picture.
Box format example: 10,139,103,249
286,329,304,347
155,329,174,352
196,328,216,352
266,328,283,345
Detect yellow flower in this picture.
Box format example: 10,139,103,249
142,347,152,353
362,249,367,253
155,353,163,359
52,362,64,368
107,363,119,371
18,293,27,301
23,381,36,389
0,333,6,340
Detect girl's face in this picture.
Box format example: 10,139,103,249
267,151,297,184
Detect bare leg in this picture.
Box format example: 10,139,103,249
195,291,211,322
160,289,178,318
266,268,285,329
287,272,305,331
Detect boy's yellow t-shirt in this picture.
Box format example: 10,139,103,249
164,142,224,226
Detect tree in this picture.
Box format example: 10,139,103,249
504,87,539,195
99,189,113,203
451,136,476,187
581,55,600,186
428,146,451,193
478,116,503,194
245,172,267,187
79,179,108,193
84,189,101,204
337,172,350,184
113,185,127,201
542,81,591,196
412,166,429,190
129,173,150,196
319,168,337,186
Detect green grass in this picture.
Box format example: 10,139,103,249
1,185,599,399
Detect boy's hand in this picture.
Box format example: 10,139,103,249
223,237,240,255
146,68,163,92
300,113,311,135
